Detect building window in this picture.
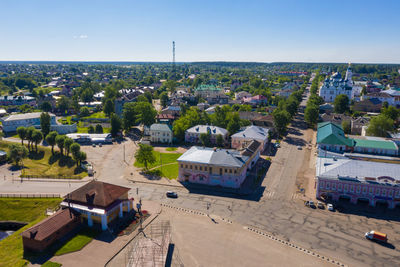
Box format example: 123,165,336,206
369,187,373,195
204,166,207,171
362,186,367,195
195,165,198,170
382,189,386,197
225,169,227,173
190,165,192,169
338,183,343,192
181,164,183,168
319,181,324,189
199,166,202,171
332,183,336,191
185,165,188,169
234,170,237,174
356,186,361,194
326,182,330,190
229,169,232,173
375,188,380,196
350,185,354,193
396,190,400,197
344,184,348,192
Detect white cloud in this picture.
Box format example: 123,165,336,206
73,34,88,39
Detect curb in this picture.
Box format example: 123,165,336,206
12,178,90,183
245,226,347,267
129,179,184,188
161,203,233,224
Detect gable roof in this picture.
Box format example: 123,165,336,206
352,138,398,150
231,125,269,141
186,125,228,136
150,123,172,132
21,208,79,241
65,181,130,208
317,122,354,147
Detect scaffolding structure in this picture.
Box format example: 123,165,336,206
126,220,171,267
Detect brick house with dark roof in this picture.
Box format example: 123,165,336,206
21,208,81,252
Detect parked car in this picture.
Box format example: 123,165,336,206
309,201,316,209
317,201,325,209
327,203,334,211
99,143,102,147
166,191,178,198
274,143,280,148
92,143,96,147
297,146,302,150
304,200,310,206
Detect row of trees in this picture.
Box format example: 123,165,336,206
304,74,324,127
15,127,86,167
272,84,305,135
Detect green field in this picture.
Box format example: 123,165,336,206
165,147,177,151
134,151,182,169
0,141,87,179
41,261,62,267
0,198,62,267
151,163,179,179
54,227,100,256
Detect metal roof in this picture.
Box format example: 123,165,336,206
2,112,55,122
177,146,248,168
317,122,354,147
231,125,269,141
352,138,398,150
150,123,172,132
186,125,228,135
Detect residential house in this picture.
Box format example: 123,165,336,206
242,95,268,106
185,125,228,145
362,92,400,108
231,125,270,151
351,117,370,135
177,140,261,188
353,98,382,113
149,123,173,144
320,113,352,126
235,91,252,101
238,111,274,128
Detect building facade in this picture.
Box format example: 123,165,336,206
177,141,261,188
149,123,173,144
1,112,56,133
316,157,400,209
185,125,228,145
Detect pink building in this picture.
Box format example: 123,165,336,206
242,95,268,106
177,141,261,188
316,158,400,208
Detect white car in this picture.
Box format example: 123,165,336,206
327,203,334,211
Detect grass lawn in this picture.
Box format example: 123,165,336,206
41,261,62,267
0,198,61,267
77,127,111,133
134,151,182,169
165,147,177,151
84,111,107,119
0,141,87,179
54,227,100,256
151,162,179,179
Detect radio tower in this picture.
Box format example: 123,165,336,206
172,41,176,80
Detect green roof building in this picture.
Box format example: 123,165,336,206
193,84,223,98
317,122,398,156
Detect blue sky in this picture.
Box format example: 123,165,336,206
1,0,400,63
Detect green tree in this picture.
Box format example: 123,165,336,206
77,151,87,166
333,94,350,114
26,126,35,151
70,143,81,166
216,134,224,148
40,101,52,112
8,143,28,166
57,96,70,114
273,110,290,135
55,135,66,155
304,104,319,127
135,101,157,127
64,137,74,157
40,112,51,138
382,106,399,121
88,125,95,134
227,115,241,136
45,131,58,154
122,102,137,131
366,114,394,137
103,99,114,117
342,120,351,134
160,92,169,108
95,124,103,133
31,130,43,152
200,132,211,147
110,113,122,137
16,126,27,145
134,144,156,170
79,107,90,117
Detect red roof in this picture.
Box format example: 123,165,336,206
65,181,130,208
21,209,79,241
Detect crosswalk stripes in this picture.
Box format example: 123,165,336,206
291,193,303,200
264,191,275,199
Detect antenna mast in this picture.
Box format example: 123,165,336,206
172,41,176,80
